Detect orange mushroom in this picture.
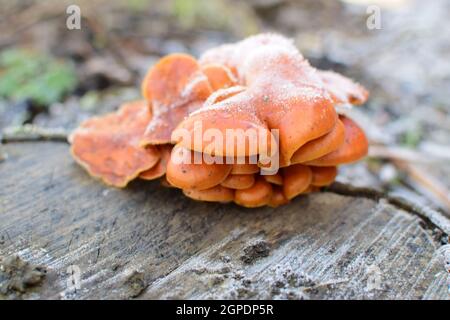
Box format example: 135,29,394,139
204,85,246,107
231,162,260,175
290,118,345,165
221,173,255,189
139,144,172,180
310,166,338,187
70,33,370,208
234,177,273,208
175,35,369,168
201,64,237,91
305,116,368,167
268,186,289,208
140,54,212,145
174,34,340,166
183,185,234,203
166,144,232,190
263,173,283,185
282,164,313,200
70,100,160,187
317,70,369,105
173,91,277,158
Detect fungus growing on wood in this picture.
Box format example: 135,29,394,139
317,70,369,105
221,174,255,190
139,144,172,180
231,162,260,175
282,164,313,200
70,100,160,187
234,177,273,208
201,64,237,91
140,54,212,145
305,116,368,167
290,118,345,164
268,186,289,208
203,85,246,107
70,33,370,208
174,34,365,167
310,166,338,187
264,173,283,185
165,144,232,190
183,185,234,203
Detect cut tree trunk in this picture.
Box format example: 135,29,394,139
0,142,449,299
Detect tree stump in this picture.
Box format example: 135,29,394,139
0,142,449,299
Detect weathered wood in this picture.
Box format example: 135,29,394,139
0,142,449,299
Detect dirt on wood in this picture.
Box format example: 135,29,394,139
0,255,46,299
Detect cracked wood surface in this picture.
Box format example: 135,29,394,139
0,142,449,299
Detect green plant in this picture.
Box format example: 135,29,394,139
0,49,77,106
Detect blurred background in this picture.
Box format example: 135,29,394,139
0,0,449,214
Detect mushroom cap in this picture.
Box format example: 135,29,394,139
310,166,337,187
141,54,212,145
221,174,255,190
204,85,246,107
183,185,234,203
166,144,232,190
234,177,273,208
268,186,289,207
201,63,237,91
290,118,345,164
70,100,160,188
305,116,368,166
254,73,337,167
173,92,276,158
175,34,341,167
231,162,260,175
263,173,283,185
317,70,369,105
282,164,313,200
199,34,298,81
139,144,172,180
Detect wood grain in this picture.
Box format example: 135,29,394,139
0,142,449,299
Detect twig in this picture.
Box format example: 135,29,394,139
369,145,450,165
368,144,450,212
326,182,450,234
399,162,450,213
1,124,69,143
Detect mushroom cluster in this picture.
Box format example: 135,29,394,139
70,34,369,207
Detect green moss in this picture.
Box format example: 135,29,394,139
0,49,77,106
